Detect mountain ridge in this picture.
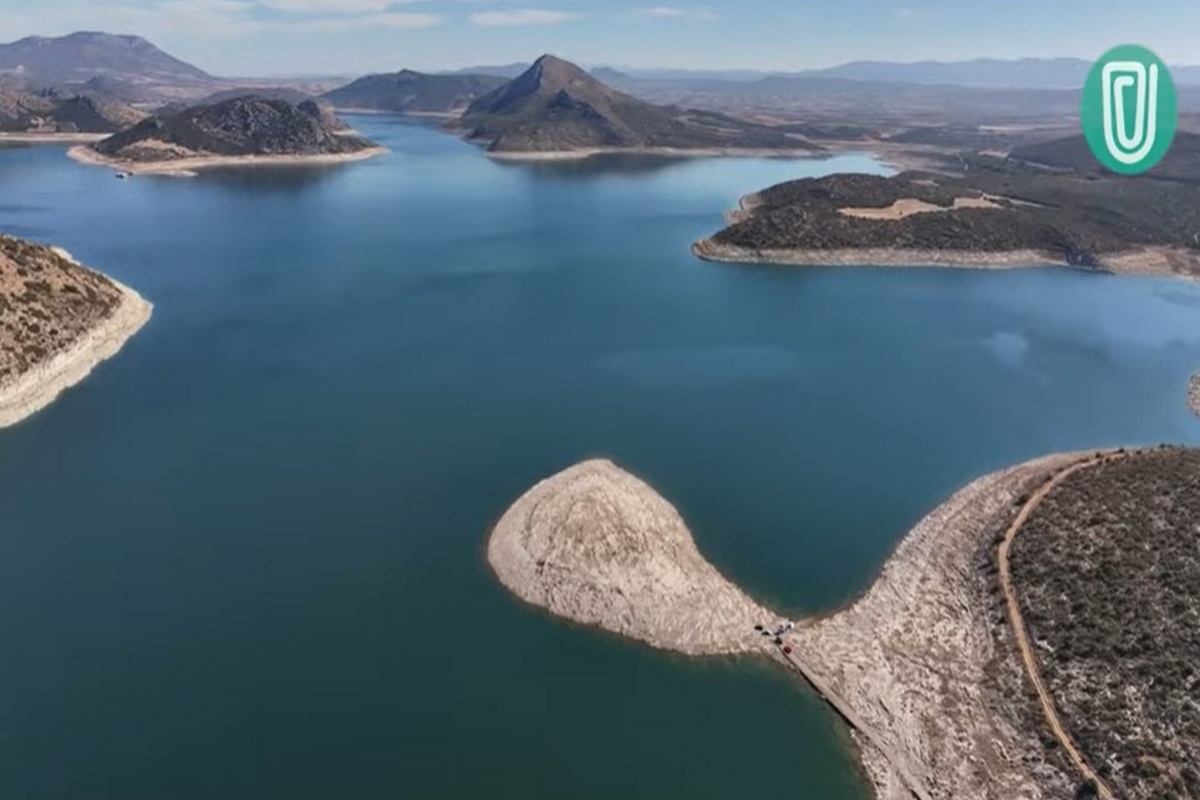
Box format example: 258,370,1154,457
322,70,506,113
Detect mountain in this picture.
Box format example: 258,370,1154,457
599,59,1200,90
89,96,376,162
1009,132,1200,183
439,63,530,79
322,70,507,114
0,87,145,133
459,54,814,155
0,31,211,89
588,67,632,84
812,57,1200,88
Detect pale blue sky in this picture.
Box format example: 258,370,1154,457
3,0,1199,76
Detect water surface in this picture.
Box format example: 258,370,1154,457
1,117,1198,799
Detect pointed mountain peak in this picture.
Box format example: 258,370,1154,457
527,54,592,85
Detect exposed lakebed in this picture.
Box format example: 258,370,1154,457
1,117,1198,800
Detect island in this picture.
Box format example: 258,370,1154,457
0,234,152,429
456,55,822,160
67,96,386,176
1190,373,1200,418
488,447,1199,800
694,134,1200,278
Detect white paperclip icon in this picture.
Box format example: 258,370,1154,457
1101,60,1159,166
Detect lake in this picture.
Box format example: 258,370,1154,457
1,116,1198,800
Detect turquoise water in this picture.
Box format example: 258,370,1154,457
1,117,1198,800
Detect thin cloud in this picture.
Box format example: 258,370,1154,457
636,7,686,16
290,11,442,31
470,9,581,27
633,7,716,20
256,0,397,12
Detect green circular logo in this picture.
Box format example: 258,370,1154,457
1081,44,1177,174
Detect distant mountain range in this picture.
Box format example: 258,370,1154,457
450,58,1200,90
458,55,814,155
322,70,507,114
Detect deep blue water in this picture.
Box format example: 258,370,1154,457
1,116,1198,800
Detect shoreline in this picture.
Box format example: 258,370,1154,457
484,145,822,162
0,132,109,144
66,144,389,176
0,258,152,430
487,452,1109,799
693,235,1200,277
789,452,1092,799
1190,372,1200,418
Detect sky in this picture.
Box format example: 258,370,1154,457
2,0,1199,77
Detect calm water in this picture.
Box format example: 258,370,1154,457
1,117,1198,800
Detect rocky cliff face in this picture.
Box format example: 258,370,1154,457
91,96,377,161
461,54,810,153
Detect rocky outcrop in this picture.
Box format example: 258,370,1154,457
1189,372,1200,418
88,96,379,162
487,459,771,655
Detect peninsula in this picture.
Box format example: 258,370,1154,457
457,55,821,159
694,134,1200,277
489,447,1200,799
0,234,151,429
68,96,386,175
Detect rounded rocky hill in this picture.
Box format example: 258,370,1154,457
487,459,769,655
91,96,376,161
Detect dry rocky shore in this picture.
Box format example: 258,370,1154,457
0,236,151,429
488,456,1089,799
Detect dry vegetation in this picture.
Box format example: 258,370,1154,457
1009,447,1200,800
0,235,122,387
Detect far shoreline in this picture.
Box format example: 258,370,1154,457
67,143,389,176
482,145,824,162
694,188,1200,279
1,132,108,144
